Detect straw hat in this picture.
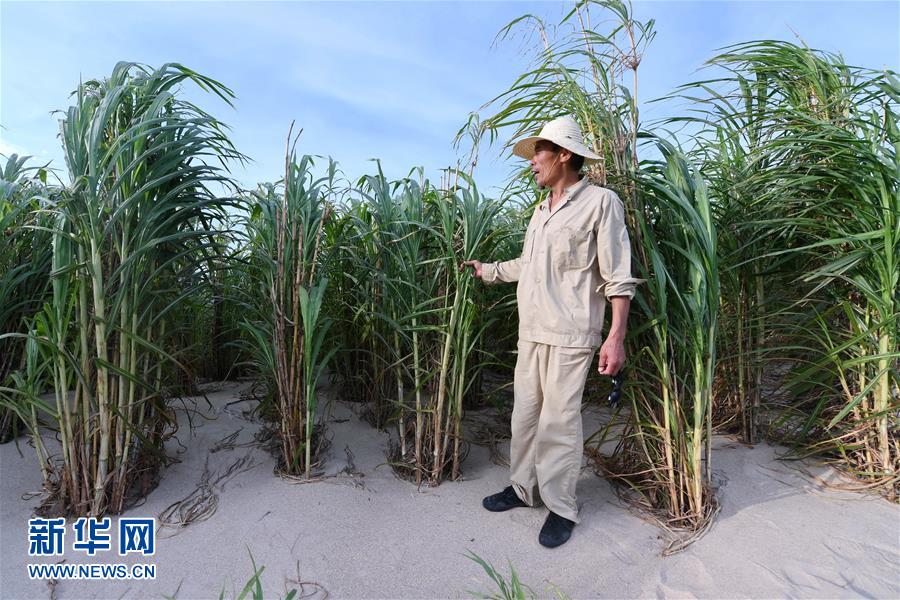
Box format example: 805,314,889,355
511,115,601,164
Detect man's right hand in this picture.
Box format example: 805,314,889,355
461,260,484,279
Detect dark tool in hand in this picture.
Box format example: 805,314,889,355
607,372,623,408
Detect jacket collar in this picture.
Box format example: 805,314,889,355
541,176,589,215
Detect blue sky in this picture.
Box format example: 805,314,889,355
2,1,898,194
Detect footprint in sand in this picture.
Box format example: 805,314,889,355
657,555,716,598
509,509,544,529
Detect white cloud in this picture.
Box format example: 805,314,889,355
284,62,473,135
0,137,29,158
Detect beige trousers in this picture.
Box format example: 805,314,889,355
510,340,595,523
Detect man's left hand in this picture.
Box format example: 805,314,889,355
597,337,625,375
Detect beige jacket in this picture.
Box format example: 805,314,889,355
482,178,639,348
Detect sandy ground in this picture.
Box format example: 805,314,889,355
1,381,899,600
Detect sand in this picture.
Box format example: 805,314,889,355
2,381,898,599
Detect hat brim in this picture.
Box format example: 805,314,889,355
511,136,602,165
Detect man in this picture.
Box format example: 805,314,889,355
463,115,638,548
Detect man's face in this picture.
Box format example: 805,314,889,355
530,140,566,188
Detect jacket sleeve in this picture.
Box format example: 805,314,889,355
481,258,521,284
482,219,536,284
594,190,642,299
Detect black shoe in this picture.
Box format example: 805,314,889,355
539,511,575,548
482,486,528,512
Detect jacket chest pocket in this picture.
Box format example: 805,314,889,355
555,227,593,270
521,229,536,263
